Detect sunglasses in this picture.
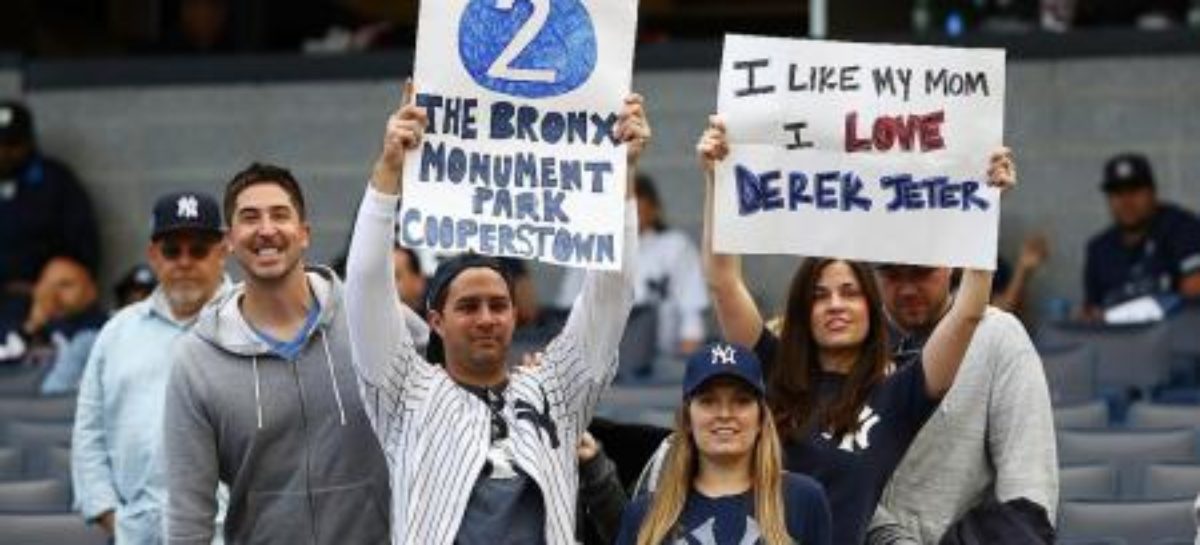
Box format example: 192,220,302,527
161,240,216,261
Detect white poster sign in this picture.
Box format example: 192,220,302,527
400,0,639,270
714,34,1006,269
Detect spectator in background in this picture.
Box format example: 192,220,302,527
556,174,708,364
991,233,1049,318
73,191,229,544
157,0,235,54
1083,152,1200,319
18,256,107,394
392,245,427,315
0,100,100,327
113,263,158,308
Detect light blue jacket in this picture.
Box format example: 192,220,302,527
72,286,226,545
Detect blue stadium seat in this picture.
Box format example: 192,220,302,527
1127,402,1200,429
1040,321,1173,397
0,395,77,423
0,446,21,481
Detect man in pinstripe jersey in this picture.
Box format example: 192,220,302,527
344,83,649,545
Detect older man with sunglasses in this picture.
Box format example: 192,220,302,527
73,191,228,545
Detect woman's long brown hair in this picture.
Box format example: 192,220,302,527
770,258,889,440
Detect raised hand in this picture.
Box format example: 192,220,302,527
987,146,1016,196
696,115,729,175
372,79,429,195
616,93,651,167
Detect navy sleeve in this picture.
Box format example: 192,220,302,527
883,357,940,442
783,473,833,545
1167,210,1200,277
613,495,650,545
1083,238,1103,307
753,327,779,377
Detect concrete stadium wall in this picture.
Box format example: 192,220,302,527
21,55,1200,320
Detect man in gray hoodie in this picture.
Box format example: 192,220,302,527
163,163,391,544
867,265,1058,544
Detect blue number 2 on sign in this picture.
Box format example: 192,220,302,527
459,0,598,99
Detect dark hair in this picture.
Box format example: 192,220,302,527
223,163,306,226
770,258,889,440
634,174,667,232
393,246,423,277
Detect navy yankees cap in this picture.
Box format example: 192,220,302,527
0,101,33,144
151,191,223,240
1101,152,1154,193
682,342,766,399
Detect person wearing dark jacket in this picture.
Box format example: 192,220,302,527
577,430,628,545
0,100,100,303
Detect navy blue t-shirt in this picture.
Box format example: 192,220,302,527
754,328,937,545
1085,203,1200,308
614,473,831,545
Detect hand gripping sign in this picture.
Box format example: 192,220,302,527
713,35,1006,269
400,0,638,270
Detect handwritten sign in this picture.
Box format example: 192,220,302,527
713,35,1006,269
400,0,638,270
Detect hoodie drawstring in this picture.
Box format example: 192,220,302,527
320,329,348,426
252,356,264,429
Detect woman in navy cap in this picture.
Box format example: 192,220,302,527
615,342,832,545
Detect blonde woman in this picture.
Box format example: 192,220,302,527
615,343,831,545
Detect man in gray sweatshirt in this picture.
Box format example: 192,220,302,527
867,265,1058,544
163,163,390,544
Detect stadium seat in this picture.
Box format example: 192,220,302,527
0,512,108,545
1061,464,1118,500
0,446,21,480
1142,463,1200,500
1040,342,1097,405
1058,499,1195,545
24,444,73,481
0,478,71,512
0,395,77,423
0,366,45,395
3,420,73,449
1056,400,1110,429
1127,402,1200,429
1058,428,1196,496
1040,321,1173,395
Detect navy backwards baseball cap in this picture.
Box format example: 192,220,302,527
424,253,515,364
151,191,223,240
683,342,766,399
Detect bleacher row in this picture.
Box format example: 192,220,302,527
1,307,1198,544
0,367,106,544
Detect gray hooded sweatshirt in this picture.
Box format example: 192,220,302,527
163,267,390,545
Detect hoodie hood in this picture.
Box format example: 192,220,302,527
192,266,343,358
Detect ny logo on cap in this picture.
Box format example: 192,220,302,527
710,344,736,366
176,195,199,219
1116,160,1133,179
